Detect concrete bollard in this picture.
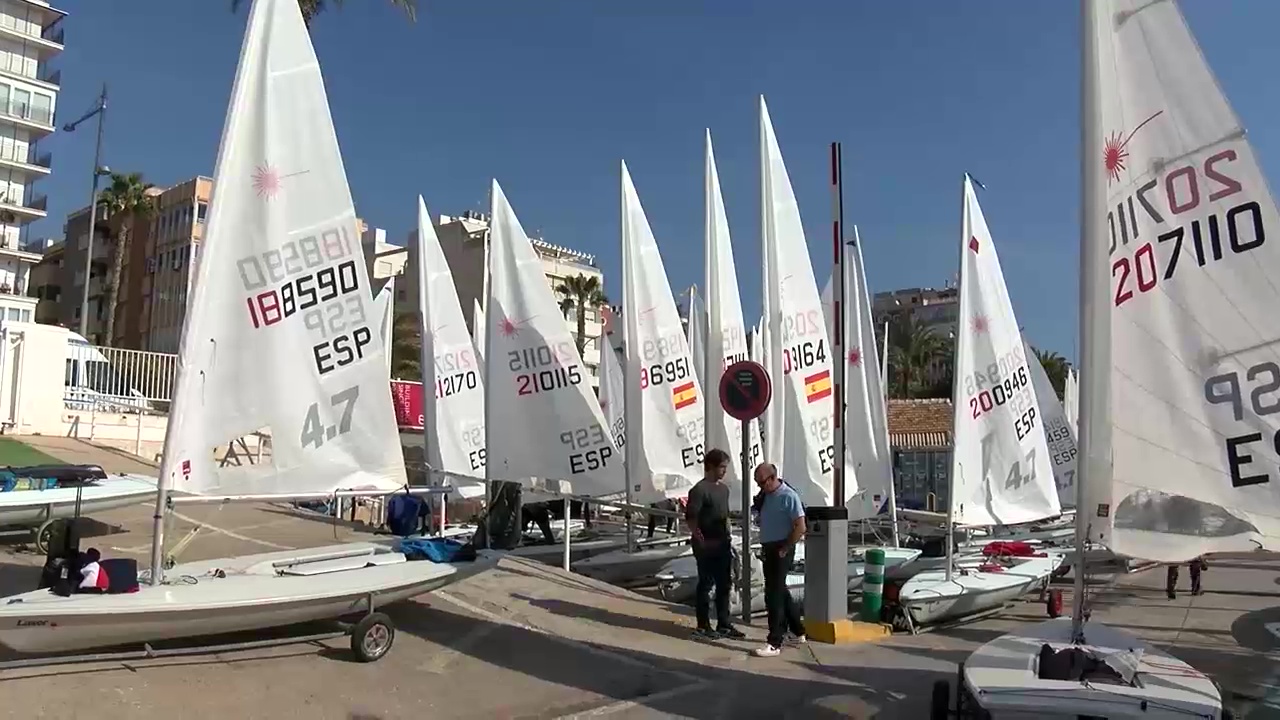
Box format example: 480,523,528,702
861,547,885,622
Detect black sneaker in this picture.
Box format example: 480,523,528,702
691,627,717,641
716,625,746,640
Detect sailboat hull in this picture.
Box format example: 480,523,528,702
0,542,498,654
0,475,156,528
571,540,692,585
961,618,1222,717
898,553,1063,626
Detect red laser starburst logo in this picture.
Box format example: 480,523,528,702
252,165,281,199
1104,110,1164,184
848,348,862,366
498,315,532,338
971,314,989,334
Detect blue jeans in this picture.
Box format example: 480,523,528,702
694,540,732,630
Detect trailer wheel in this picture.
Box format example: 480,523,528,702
930,679,951,719
350,612,395,662
34,518,69,555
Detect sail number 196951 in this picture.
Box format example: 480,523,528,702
1206,361,1279,488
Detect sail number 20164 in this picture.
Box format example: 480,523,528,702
1111,149,1265,307
1205,361,1280,488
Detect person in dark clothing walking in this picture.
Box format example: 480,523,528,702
686,449,745,640
751,462,807,657
647,498,677,539
1167,556,1206,599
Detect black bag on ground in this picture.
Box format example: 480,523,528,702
471,481,522,550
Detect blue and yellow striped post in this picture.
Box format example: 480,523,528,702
861,548,885,622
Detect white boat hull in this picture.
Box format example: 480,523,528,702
0,474,156,528
571,540,692,585
962,618,1222,718
0,541,498,654
898,553,1063,626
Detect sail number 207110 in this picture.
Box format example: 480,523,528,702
1110,148,1264,307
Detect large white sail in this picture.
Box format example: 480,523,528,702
1024,340,1077,510
622,162,704,503
599,332,626,453
705,131,763,506
820,229,893,520
1091,0,1280,559
416,196,486,498
950,177,1059,527
686,287,707,387
759,97,851,506
163,0,405,496
485,180,623,496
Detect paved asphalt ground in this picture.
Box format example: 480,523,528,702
0,437,1275,719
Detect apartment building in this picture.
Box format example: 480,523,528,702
0,0,64,324
139,176,210,352
381,211,607,388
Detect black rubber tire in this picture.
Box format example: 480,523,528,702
930,679,951,719
35,518,67,556
350,611,395,663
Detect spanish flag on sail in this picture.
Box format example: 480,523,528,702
672,381,697,410
804,369,832,403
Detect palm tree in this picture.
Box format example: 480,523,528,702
230,0,418,27
389,311,422,380
885,311,950,398
1032,347,1071,399
554,274,608,357
96,172,155,346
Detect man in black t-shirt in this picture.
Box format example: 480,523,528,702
685,448,745,640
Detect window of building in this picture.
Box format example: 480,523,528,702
197,201,207,223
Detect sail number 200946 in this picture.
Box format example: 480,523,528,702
1111,149,1264,307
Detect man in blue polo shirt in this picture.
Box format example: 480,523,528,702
751,462,807,657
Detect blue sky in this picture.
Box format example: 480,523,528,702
37,0,1280,361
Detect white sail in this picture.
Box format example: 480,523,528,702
621,162,704,503
373,276,394,355
950,177,1059,527
485,180,622,496
1092,0,1280,558
162,0,405,496
687,287,707,387
599,332,626,452
416,197,486,499
759,96,850,506
472,298,485,363
1024,340,1077,510
705,131,763,506
1063,367,1079,434
820,229,893,520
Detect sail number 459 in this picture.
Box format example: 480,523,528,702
1205,361,1280,488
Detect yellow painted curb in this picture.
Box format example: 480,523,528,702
803,619,892,644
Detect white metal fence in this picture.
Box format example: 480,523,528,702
64,342,179,413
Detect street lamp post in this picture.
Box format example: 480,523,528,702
63,83,109,340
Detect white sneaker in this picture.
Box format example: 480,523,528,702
752,644,781,657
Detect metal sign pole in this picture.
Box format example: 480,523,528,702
740,413,751,623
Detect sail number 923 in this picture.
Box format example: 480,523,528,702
1205,361,1280,488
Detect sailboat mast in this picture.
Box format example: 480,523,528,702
621,163,636,553
1073,0,1108,642
945,176,971,584
830,143,847,505
880,318,899,548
